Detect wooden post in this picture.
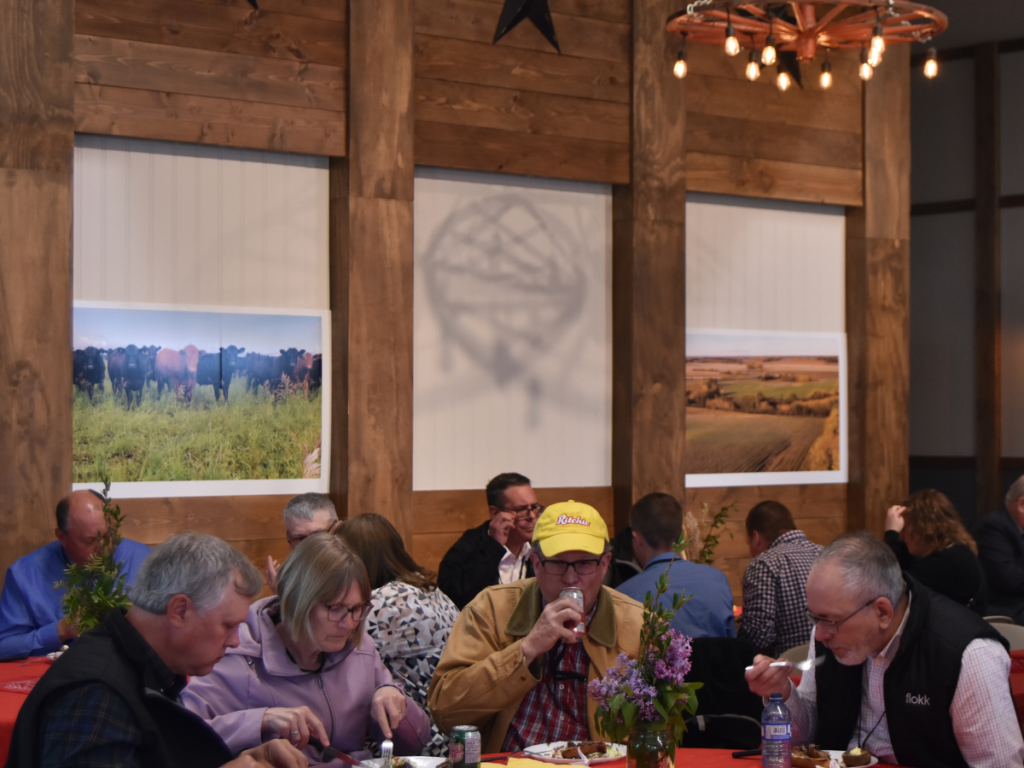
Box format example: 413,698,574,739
330,1,415,542
0,0,75,588
975,42,1001,519
611,0,688,532
845,47,911,534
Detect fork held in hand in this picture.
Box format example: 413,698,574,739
381,738,394,768
744,655,825,672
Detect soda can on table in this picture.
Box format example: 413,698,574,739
449,725,481,768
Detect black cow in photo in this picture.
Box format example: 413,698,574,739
72,347,106,400
309,354,323,396
195,345,246,403
108,344,145,408
272,348,305,391
141,345,162,389
245,352,274,394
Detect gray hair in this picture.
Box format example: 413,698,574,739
132,534,262,614
283,493,338,523
1006,475,1024,510
813,531,905,607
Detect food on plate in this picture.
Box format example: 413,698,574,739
791,744,830,768
558,742,609,759
842,747,873,767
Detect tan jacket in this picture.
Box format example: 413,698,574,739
427,579,644,754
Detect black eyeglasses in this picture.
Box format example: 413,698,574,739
286,529,331,547
320,600,373,622
498,503,545,520
805,597,880,635
537,558,603,576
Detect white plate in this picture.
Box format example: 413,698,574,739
363,758,448,768
522,742,627,764
825,751,878,767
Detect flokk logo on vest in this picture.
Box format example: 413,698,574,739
905,692,931,706
556,515,591,527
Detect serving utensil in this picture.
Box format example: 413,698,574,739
744,655,825,673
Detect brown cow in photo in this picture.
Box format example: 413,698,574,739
156,345,199,404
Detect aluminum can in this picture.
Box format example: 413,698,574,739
560,587,587,638
449,725,481,768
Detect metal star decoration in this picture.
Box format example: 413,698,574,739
493,0,561,53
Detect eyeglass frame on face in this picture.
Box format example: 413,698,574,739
286,528,331,548
536,557,604,576
497,503,545,520
319,599,373,623
805,596,882,635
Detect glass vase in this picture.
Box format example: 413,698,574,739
626,724,675,768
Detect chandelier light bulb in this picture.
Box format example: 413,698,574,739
746,50,761,81
868,22,886,67
776,67,792,91
762,34,777,66
673,50,688,79
924,47,939,79
725,23,741,56
819,60,833,90
859,47,873,81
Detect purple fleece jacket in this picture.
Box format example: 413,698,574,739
181,596,431,765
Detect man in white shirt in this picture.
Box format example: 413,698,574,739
746,531,1024,768
438,472,542,609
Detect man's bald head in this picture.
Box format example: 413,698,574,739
55,490,109,565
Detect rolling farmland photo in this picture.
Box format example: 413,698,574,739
686,355,840,474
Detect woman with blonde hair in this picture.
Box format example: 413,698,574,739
183,533,430,765
335,514,459,757
885,488,987,614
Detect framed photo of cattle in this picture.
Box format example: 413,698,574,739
70,301,330,498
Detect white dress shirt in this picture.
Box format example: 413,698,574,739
787,595,1024,767
496,540,531,584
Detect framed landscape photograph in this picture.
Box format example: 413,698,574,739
685,329,847,488
71,301,330,498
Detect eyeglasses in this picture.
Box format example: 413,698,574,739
499,503,545,520
286,529,331,547
538,558,603,576
320,600,373,623
805,597,880,635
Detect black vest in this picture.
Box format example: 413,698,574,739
5,610,233,768
815,575,1007,768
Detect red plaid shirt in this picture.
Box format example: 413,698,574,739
502,612,594,751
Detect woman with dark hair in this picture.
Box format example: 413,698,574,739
885,489,987,614
182,533,430,764
335,514,459,757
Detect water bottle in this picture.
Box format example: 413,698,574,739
761,692,792,768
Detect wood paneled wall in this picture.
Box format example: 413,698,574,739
73,0,347,155
0,0,76,586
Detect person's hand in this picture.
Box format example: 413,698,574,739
261,707,329,752
57,616,79,643
744,654,794,701
266,556,281,593
488,511,516,546
521,596,583,664
228,739,309,768
886,505,906,533
371,686,408,739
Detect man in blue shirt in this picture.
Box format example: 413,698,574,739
616,492,735,639
0,490,151,659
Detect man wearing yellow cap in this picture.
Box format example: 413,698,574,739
428,501,644,753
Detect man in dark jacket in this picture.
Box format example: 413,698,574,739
746,532,1023,768
974,475,1024,621
7,534,308,768
437,472,540,609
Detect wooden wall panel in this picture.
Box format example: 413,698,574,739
72,0,347,157
0,0,75,590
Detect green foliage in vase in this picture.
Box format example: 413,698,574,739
57,482,133,633
588,534,703,747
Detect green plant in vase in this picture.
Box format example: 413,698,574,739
588,534,703,768
57,483,134,635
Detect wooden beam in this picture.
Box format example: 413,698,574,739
611,0,687,533
975,42,1001,519
332,0,415,542
0,0,75,590
845,47,911,535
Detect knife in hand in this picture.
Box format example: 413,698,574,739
307,737,360,766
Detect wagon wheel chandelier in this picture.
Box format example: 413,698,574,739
666,1,948,90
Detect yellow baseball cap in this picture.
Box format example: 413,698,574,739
532,500,609,557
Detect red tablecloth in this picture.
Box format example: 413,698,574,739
0,659,50,763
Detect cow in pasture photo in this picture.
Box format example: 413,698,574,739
72,347,106,400
195,345,246,403
107,344,146,408
156,345,199,403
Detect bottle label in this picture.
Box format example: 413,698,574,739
762,723,791,740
